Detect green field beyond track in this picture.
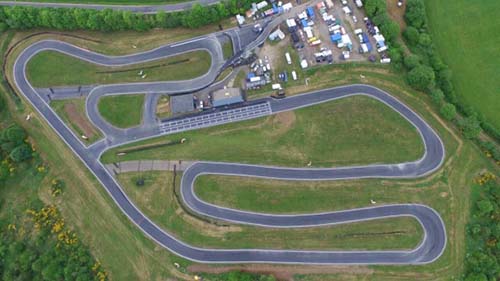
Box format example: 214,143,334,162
425,0,500,129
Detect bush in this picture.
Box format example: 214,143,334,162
418,32,432,48
458,116,482,140
480,122,500,142
380,20,400,43
9,143,33,162
477,140,500,161
407,64,435,91
387,47,403,68
364,0,386,17
372,11,390,27
436,67,454,97
0,94,5,112
0,124,26,147
403,53,421,69
440,103,457,121
403,26,420,46
405,0,427,28
430,88,445,104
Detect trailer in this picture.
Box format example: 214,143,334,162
325,0,334,9
285,52,292,65
256,1,268,10
310,39,322,46
304,26,314,38
249,76,262,82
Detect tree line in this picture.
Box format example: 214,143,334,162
0,0,254,32
366,0,499,163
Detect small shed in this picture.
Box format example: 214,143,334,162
211,88,244,107
170,94,194,114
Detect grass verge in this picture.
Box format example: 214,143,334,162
98,94,144,128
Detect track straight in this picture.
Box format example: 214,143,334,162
12,35,446,264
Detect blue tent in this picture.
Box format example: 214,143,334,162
307,7,315,19
330,33,342,42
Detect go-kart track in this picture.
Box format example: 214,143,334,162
11,21,447,264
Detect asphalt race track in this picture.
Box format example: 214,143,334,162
11,29,447,264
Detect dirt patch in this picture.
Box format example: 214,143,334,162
387,0,407,31
188,264,373,281
269,111,296,136
260,39,288,68
155,95,170,119
64,102,97,139
174,208,242,238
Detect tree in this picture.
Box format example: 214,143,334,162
403,26,419,46
430,88,445,104
458,116,482,139
405,0,426,28
9,143,32,162
364,0,386,17
418,32,432,48
440,103,457,120
407,64,435,91
477,200,494,216
0,164,9,181
372,11,389,27
182,3,209,28
1,124,26,146
437,67,454,96
380,20,400,42
464,273,488,281
387,47,403,67
403,54,421,69
155,10,167,27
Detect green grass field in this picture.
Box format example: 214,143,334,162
98,94,144,128
26,50,211,88
425,0,500,129
102,96,425,166
117,171,424,251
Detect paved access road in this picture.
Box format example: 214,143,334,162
0,0,219,13
12,28,446,264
